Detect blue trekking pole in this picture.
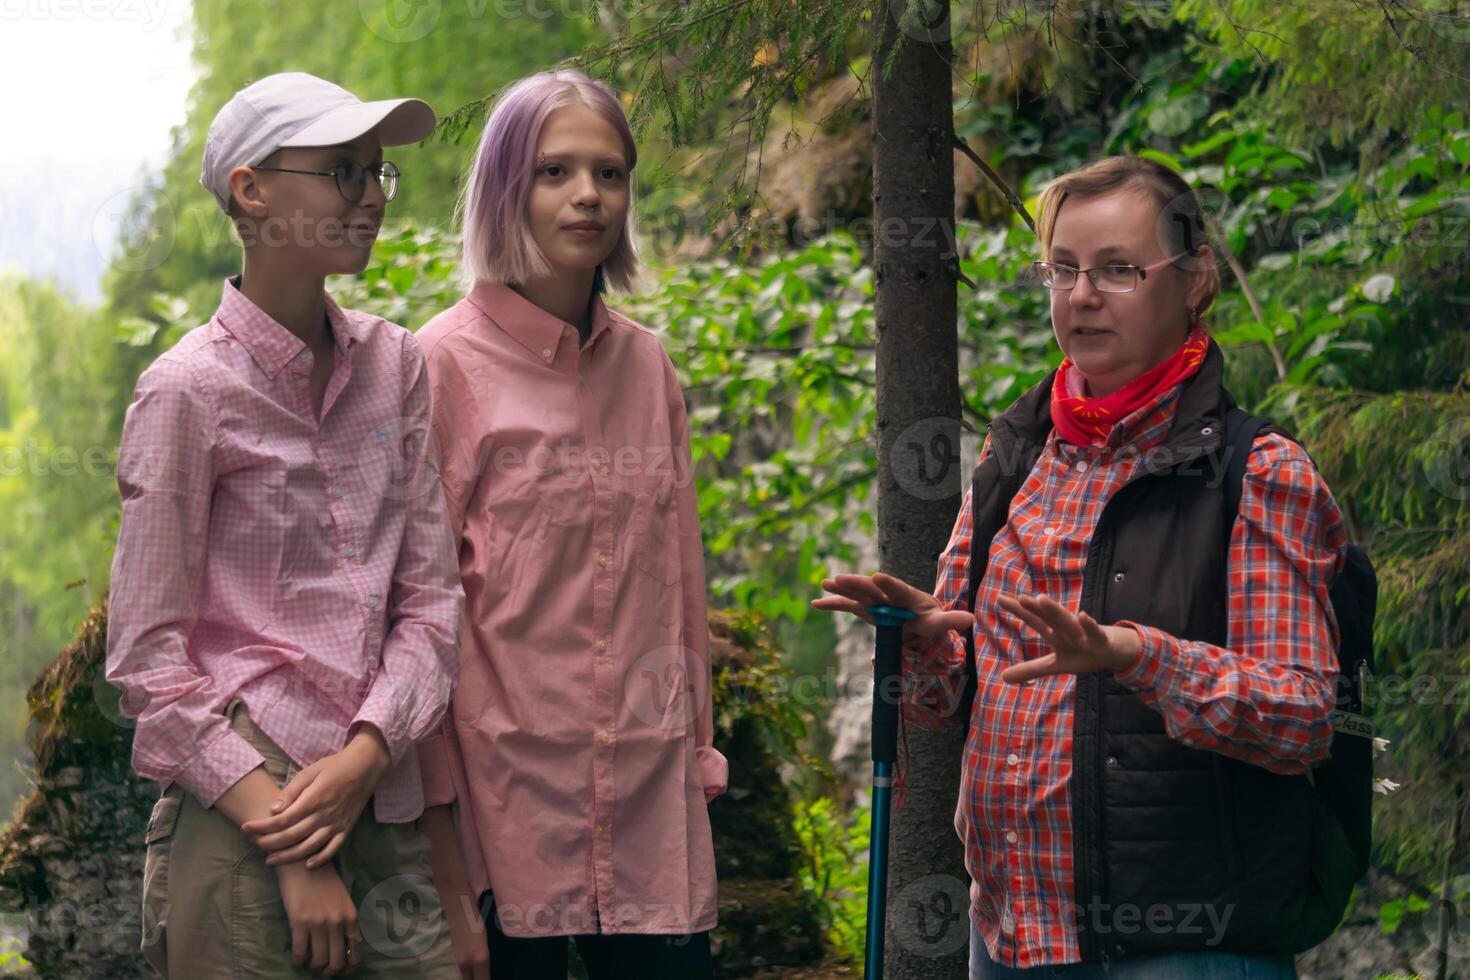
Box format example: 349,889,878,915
864,604,914,979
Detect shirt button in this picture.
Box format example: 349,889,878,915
1201,426,1214,436
296,350,309,362
1005,830,1018,844
1107,755,1119,767
1074,461,1087,472
345,545,360,558
365,593,380,608
542,347,553,360
597,730,611,744
1042,527,1056,536
1006,753,1020,766
329,486,344,498
598,553,609,567
595,638,608,653
1113,571,1126,583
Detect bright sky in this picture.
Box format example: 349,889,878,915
0,0,195,300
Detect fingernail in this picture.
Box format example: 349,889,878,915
271,800,283,812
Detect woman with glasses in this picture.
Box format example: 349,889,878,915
109,72,464,977
814,155,1349,979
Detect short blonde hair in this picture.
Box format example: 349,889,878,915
459,70,640,293
1034,155,1220,319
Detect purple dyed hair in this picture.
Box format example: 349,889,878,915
459,69,640,293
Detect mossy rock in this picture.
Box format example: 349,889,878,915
711,878,826,977
0,596,152,979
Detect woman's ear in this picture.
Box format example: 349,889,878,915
1186,243,1215,312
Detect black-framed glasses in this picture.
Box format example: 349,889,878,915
1031,252,1186,293
251,160,400,203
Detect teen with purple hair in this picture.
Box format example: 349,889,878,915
414,70,727,979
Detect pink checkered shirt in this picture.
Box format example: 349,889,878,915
106,276,464,822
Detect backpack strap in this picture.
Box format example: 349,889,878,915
1223,407,1267,532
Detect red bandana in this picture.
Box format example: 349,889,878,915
1049,324,1210,447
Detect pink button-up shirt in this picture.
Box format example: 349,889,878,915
106,277,463,823
414,281,728,937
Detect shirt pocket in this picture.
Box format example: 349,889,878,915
277,461,339,607
631,472,680,587
211,465,288,633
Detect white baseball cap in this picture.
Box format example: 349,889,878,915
200,72,437,211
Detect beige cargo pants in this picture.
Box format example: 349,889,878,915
139,698,459,978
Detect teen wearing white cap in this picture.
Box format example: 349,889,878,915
106,72,464,977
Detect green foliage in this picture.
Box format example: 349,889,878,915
0,276,127,809
1172,0,1470,146
0,932,28,974
332,224,465,327
792,795,870,965
709,610,816,769
1378,890,1432,935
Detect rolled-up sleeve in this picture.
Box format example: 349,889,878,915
900,439,991,731
352,334,465,764
106,356,265,807
1114,434,1346,774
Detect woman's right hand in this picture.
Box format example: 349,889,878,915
811,572,974,651
274,861,362,975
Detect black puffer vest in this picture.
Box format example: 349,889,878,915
962,340,1346,963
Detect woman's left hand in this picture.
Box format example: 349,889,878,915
996,595,1142,683
242,727,391,868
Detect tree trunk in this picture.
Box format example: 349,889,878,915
871,1,967,977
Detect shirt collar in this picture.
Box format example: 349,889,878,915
215,275,360,379
467,280,613,362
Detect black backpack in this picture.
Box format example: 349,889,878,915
1221,407,1377,884
959,406,1377,880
